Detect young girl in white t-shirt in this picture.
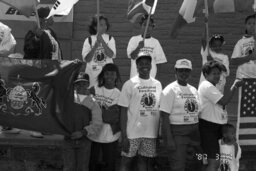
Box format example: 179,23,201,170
127,15,167,78
89,63,121,171
219,123,241,171
231,14,256,79
200,32,229,93
82,15,116,87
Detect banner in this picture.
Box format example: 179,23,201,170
0,58,84,135
0,2,74,22
237,78,256,146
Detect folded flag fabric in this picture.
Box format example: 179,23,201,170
47,0,79,19
0,0,39,17
127,0,158,23
0,58,84,135
171,0,255,38
237,78,256,146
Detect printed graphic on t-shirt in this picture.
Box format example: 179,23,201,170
95,94,114,108
138,86,158,117
220,153,233,171
242,42,254,56
92,46,107,71
181,93,199,122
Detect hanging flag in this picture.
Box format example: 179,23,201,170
127,0,158,23
0,0,39,17
237,78,256,146
0,58,84,135
171,0,255,38
47,0,79,19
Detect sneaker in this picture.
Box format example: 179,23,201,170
2,127,21,134
30,131,44,138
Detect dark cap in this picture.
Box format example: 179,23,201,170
209,34,225,45
74,72,89,83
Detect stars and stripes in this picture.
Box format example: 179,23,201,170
237,78,256,146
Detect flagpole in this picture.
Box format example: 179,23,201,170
204,0,209,55
34,3,40,28
143,7,153,42
97,0,100,34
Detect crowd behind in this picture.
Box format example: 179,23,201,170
1,6,256,171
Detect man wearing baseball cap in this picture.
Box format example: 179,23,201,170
160,58,200,171
118,51,162,170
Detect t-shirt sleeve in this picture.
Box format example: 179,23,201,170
118,81,131,107
159,86,175,114
108,36,116,59
155,40,167,64
127,37,138,59
203,84,223,104
81,38,91,61
231,41,242,59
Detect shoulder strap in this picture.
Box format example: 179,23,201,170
88,36,92,48
109,35,112,41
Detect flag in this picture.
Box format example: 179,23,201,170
0,0,39,17
0,58,85,135
127,0,158,23
170,0,255,38
47,0,79,19
237,78,256,146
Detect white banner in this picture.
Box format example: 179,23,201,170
0,2,73,22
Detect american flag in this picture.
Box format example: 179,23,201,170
237,78,256,146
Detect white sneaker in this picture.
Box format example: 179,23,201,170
30,131,43,138
2,128,21,134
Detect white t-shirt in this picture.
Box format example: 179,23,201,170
231,36,256,79
219,140,241,171
118,76,162,139
90,86,121,143
127,35,167,78
198,80,227,124
200,48,229,93
82,34,116,87
160,81,200,125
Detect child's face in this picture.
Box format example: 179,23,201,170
246,18,255,35
205,67,221,85
136,58,152,78
103,71,117,87
74,81,90,95
210,40,223,53
224,128,236,142
141,21,154,36
97,19,108,34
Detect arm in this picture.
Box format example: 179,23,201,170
230,53,255,66
120,106,130,152
82,40,99,62
130,41,144,60
97,34,115,58
39,32,52,59
217,79,243,106
161,111,176,149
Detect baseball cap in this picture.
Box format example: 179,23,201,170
37,7,50,19
136,51,152,61
209,34,225,45
175,59,192,69
74,72,89,83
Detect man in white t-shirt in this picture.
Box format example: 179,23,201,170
0,22,16,57
127,15,167,79
118,51,162,171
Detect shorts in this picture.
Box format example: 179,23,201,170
121,138,156,158
199,119,223,159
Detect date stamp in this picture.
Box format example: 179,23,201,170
195,153,220,161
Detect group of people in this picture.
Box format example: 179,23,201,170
1,5,256,171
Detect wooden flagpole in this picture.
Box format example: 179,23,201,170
34,3,40,28
204,0,209,55
143,7,153,42
97,0,100,34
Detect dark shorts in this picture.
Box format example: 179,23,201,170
199,119,223,159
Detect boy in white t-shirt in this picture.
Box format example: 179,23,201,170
118,51,162,171
219,123,241,171
127,15,167,78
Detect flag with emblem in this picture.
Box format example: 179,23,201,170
0,58,86,135
237,78,256,146
47,0,79,19
0,0,40,17
127,0,158,23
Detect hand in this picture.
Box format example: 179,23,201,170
121,137,130,153
70,131,83,140
207,55,213,61
137,41,144,49
233,79,244,88
97,34,104,44
35,28,44,37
